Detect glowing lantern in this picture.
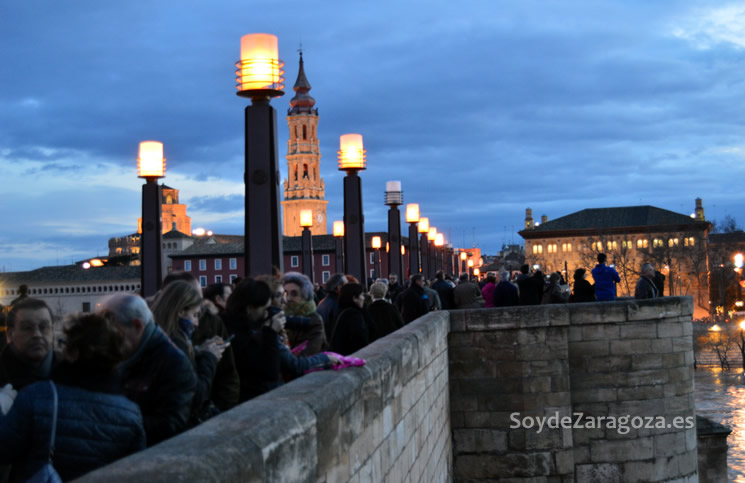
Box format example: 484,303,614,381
401,245,406,255
300,209,313,228
736,253,744,269
467,259,474,268
338,134,366,170
418,217,429,234
460,252,467,261
372,236,382,249
473,268,480,277
235,34,284,93
435,233,444,247
428,227,437,242
333,221,345,237
405,204,420,223
137,141,166,179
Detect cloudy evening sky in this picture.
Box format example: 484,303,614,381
2,0,745,271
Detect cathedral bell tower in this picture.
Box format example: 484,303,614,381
282,52,328,236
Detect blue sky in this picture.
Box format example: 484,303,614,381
2,0,745,271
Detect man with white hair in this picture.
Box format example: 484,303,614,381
101,294,196,446
634,263,658,299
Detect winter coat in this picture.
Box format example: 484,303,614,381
119,324,196,447
170,333,218,425
317,293,341,342
330,307,370,356
493,281,519,307
193,310,240,412
0,364,145,482
482,282,497,308
591,264,621,301
278,340,330,379
635,277,658,299
542,283,569,305
517,275,544,306
222,313,282,402
0,346,61,391
397,285,430,323
572,279,596,303
368,300,404,341
453,282,484,309
284,299,327,356
431,279,455,310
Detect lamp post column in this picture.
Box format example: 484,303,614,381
137,141,165,298
333,221,344,274
339,134,367,287
385,181,403,282
235,33,285,277
405,203,420,278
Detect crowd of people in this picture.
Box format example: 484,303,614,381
0,254,663,480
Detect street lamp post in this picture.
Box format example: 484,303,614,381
435,233,444,273
138,141,166,298
467,258,474,278
460,251,467,276
333,221,344,273
338,134,367,287
384,181,403,282
427,227,437,277
300,209,314,281
405,204,420,277
372,236,382,281
235,33,285,277
418,217,430,280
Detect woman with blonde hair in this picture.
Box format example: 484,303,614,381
151,280,226,424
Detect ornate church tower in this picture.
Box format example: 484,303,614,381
282,52,328,236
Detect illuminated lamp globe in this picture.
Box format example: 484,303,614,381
418,217,429,234
467,259,474,268
137,141,166,179
473,268,480,277
338,134,366,171
300,209,313,228
235,33,285,98
405,204,420,223
333,221,345,237
401,245,406,255
460,252,467,261
428,227,437,242
736,253,744,269
372,236,382,249
435,233,444,247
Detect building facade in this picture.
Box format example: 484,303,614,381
519,199,711,316
281,52,328,236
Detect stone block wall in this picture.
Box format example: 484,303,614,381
449,297,698,482
76,311,451,483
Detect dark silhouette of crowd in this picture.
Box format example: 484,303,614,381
0,254,652,479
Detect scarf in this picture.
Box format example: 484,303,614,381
284,299,317,317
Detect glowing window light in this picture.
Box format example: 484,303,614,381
137,141,166,178
405,204,420,223
235,34,284,92
300,209,313,228
333,221,345,237
337,134,366,170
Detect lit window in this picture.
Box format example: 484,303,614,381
562,243,572,252
184,260,192,271
199,276,207,287
637,239,648,249
215,259,222,270
532,245,543,254
684,237,695,247
547,244,557,253
653,239,663,248
669,238,679,247
622,240,633,249
229,258,237,270
199,260,206,271
322,254,330,266
291,256,299,267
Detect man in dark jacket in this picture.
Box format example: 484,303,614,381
493,270,519,307
635,263,658,299
431,271,455,310
102,294,196,447
0,298,61,390
387,274,404,304
517,270,544,305
396,274,430,324
317,273,347,341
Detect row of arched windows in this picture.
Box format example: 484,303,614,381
3,284,140,297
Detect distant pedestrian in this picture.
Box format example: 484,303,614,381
571,268,595,303
454,274,484,309
653,270,666,297
396,274,430,323
635,263,658,299
517,270,544,306
431,271,455,310
493,270,519,307
542,272,569,304
367,282,404,340
481,274,497,308
591,254,620,301
331,283,371,355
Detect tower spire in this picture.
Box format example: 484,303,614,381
289,51,316,114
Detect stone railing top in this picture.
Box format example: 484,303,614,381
449,296,693,332
75,311,450,483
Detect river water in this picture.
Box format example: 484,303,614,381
695,368,745,481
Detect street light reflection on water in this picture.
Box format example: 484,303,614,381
696,368,745,481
